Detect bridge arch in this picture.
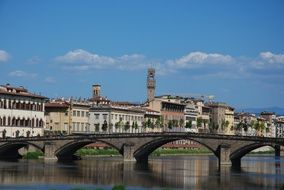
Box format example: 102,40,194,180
133,137,217,162
230,142,277,165
0,141,44,159
55,139,121,160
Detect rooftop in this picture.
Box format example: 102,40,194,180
0,84,47,99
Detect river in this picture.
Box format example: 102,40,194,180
0,155,283,190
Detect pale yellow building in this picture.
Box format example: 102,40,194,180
207,102,235,135
45,99,91,134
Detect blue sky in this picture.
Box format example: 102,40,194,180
0,0,284,108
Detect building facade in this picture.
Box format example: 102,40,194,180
0,84,46,137
45,99,91,135
45,100,71,134
207,102,235,134
147,97,185,131
70,100,91,134
89,105,145,133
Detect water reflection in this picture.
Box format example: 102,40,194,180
0,155,283,190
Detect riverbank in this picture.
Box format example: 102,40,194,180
22,148,275,159
23,150,43,159
75,147,213,157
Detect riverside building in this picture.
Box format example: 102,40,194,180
89,105,145,133
45,98,91,135
0,84,46,137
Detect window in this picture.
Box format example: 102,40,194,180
73,111,76,116
81,123,84,131
76,122,80,131
64,123,68,131
103,114,107,120
95,114,99,119
65,112,68,116
115,114,118,120
77,111,80,117
72,122,75,130
81,111,85,117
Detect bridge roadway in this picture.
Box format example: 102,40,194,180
0,132,283,167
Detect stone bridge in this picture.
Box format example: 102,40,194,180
0,132,283,167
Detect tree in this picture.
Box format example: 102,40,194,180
179,118,184,127
146,118,152,128
203,119,208,129
16,130,20,137
168,120,173,129
259,121,265,135
26,130,31,137
95,124,100,132
2,129,6,138
131,121,135,130
134,121,138,129
155,117,161,128
102,120,108,131
115,122,120,129
197,117,203,128
243,122,248,133
253,121,260,135
225,121,230,128
185,121,192,128
221,120,226,131
172,120,178,128
124,121,130,131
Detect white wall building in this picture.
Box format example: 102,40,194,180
89,105,145,133
0,84,46,137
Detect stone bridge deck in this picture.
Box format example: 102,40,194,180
0,132,283,167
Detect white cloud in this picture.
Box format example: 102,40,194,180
54,49,284,81
44,77,56,83
167,52,233,69
55,49,150,70
8,70,37,78
259,52,284,64
0,50,10,62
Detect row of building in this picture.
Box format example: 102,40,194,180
1,83,283,138
1,68,283,138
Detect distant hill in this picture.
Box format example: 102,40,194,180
236,107,284,115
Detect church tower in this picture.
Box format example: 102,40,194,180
147,68,156,102
92,84,101,98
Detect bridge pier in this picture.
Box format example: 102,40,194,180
44,142,57,161
219,144,231,166
123,143,135,161
275,145,284,157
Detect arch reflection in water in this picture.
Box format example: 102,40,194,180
0,155,283,190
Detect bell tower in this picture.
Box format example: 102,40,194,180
92,84,101,98
147,68,156,102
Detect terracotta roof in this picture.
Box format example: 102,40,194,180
111,101,140,106
0,90,47,99
45,102,70,108
140,107,160,114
